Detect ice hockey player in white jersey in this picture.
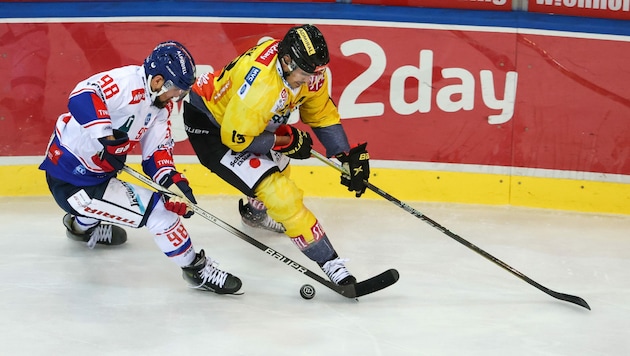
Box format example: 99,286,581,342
39,41,242,295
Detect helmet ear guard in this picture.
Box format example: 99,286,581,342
278,24,329,74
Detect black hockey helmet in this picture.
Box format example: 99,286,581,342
278,24,329,74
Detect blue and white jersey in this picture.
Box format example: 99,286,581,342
40,65,178,186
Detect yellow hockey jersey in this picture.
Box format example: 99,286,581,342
191,39,341,152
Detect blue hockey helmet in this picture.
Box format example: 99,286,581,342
144,41,196,101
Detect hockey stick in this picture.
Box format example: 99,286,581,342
121,165,398,299
310,149,591,310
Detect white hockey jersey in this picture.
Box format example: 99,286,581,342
39,65,178,186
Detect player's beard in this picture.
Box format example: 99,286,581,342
153,97,169,109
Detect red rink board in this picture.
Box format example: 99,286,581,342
0,21,628,176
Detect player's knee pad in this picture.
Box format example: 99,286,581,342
65,178,158,228
255,172,320,243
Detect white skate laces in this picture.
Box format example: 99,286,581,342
322,257,352,285
192,258,229,290
86,224,114,249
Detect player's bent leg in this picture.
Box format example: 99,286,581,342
146,198,242,294
255,173,356,285
60,177,158,248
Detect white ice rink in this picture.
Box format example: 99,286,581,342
1,195,629,355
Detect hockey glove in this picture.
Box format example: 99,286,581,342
93,129,131,173
273,124,313,160
160,171,197,218
335,142,370,198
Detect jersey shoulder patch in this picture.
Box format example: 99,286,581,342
255,40,279,67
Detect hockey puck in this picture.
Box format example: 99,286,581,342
299,284,316,299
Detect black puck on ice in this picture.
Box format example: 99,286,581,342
299,284,316,299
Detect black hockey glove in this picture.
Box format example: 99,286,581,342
335,142,370,198
273,124,313,160
93,129,131,173
160,171,197,218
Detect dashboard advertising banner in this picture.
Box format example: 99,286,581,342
352,0,513,10
529,0,630,20
1,21,629,177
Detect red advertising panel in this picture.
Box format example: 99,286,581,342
529,0,630,20
1,21,629,177
353,0,512,10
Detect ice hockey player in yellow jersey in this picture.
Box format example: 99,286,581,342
183,24,370,286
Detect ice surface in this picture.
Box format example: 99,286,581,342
1,196,629,356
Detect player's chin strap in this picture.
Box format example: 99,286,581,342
147,74,168,103
308,149,591,310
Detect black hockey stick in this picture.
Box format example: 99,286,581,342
121,165,398,299
310,150,591,310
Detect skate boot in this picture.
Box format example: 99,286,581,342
181,249,242,294
238,198,285,233
63,213,127,249
321,257,357,285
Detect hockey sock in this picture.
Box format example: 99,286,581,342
294,234,337,265
73,216,100,233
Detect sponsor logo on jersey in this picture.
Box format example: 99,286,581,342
297,28,315,55
213,79,231,103
153,150,174,169
308,72,325,92
144,113,152,125
255,41,279,66
271,88,289,114
245,67,260,85
228,151,252,168
238,83,250,99
129,89,145,104
237,68,259,100
134,127,147,140
72,165,87,176
47,142,63,164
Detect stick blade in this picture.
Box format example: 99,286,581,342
549,290,591,310
354,269,400,298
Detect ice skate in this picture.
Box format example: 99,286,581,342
238,198,285,233
321,257,357,285
181,249,242,294
63,213,127,248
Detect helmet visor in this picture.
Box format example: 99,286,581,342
162,79,191,102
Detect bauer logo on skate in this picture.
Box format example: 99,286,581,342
265,248,308,273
